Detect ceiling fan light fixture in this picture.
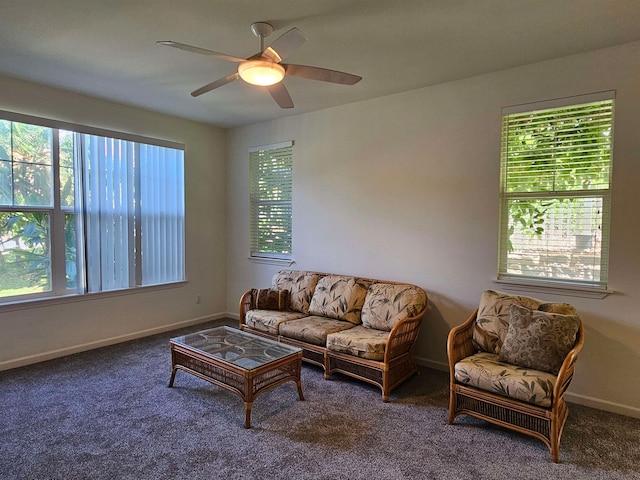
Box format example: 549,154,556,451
238,60,285,86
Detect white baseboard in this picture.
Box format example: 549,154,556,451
415,356,449,372
565,392,640,419
0,313,228,372
413,355,640,419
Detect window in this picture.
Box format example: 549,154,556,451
498,92,614,291
249,141,293,262
0,112,185,302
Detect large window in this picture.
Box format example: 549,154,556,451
498,92,614,290
0,112,185,302
249,141,293,261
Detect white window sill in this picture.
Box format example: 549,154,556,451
0,281,187,312
248,256,295,267
494,278,613,299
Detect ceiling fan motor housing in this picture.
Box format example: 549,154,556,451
250,22,274,40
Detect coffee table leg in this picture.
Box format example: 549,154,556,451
296,380,305,401
168,367,177,387
244,402,252,429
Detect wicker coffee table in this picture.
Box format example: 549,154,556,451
169,326,304,428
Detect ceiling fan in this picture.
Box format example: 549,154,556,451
157,22,362,109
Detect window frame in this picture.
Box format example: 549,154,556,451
0,110,185,305
496,91,615,298
248,141,293,265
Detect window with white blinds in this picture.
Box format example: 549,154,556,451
498,92,614,290
249,141,293,260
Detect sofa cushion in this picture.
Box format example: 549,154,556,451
454,352,557,407
326,325,390,361
472,290,577,355
271,271,320,313
361,283,427,331
308,275,370,324
251,288,289,311
245,310,308,335
279,316,356,346
498,304,580,375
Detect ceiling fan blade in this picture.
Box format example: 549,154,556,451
157,41,246,63
262,28,306,63
266,83,294,109
284,64,362,85
191,73,240,97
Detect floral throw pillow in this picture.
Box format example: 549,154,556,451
498,304,581,375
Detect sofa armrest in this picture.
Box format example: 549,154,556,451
383,302,428,363
447,309,478,381
238,290,253,327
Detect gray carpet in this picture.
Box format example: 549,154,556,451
1,318,639,480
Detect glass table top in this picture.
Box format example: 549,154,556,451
171,326,301,371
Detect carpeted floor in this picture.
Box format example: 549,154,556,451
1,318,639,480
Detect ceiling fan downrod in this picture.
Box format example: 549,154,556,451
250,22,274,52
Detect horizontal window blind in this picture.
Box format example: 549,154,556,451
249,142,292,259
498,96,614,289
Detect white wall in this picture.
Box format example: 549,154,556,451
0,75,228,369
226,41,640,418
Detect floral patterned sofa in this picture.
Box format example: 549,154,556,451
239,270,428,401
447,290,585,462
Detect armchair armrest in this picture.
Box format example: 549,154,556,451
447,309,478,381
553,319,585,405
238,290,253,327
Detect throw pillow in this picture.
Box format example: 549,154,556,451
251,288,290,311
498,304,580,375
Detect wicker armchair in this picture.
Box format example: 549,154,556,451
447,293,585,463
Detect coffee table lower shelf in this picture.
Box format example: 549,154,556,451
169,342,304,428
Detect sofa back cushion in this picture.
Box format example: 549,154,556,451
361,283,427,331
308,275,370,324
472,290,577,355
271,271,320,313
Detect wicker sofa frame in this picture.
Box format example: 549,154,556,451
447,308,585,463
239,272,427,402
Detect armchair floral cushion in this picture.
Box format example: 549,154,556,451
454,352,557,407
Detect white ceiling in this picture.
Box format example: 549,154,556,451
1,0,640,128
